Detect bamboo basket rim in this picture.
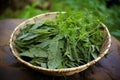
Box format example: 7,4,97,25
9,12,111,76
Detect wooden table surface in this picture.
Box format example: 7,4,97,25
0,19,120,80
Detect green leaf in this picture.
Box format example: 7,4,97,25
41,63,47,68
31,22,44,29
17,33,30,40
22,34,38,41
47,34,63,69
39,39,51,48
91,53,98,59
20,46,48,58
30,57,47,66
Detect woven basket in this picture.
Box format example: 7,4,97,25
10,12,111,76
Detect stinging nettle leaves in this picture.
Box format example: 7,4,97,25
15,11,104,69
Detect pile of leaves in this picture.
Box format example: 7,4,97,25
15,11,104,69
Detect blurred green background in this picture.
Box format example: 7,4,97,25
0,0,120,40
